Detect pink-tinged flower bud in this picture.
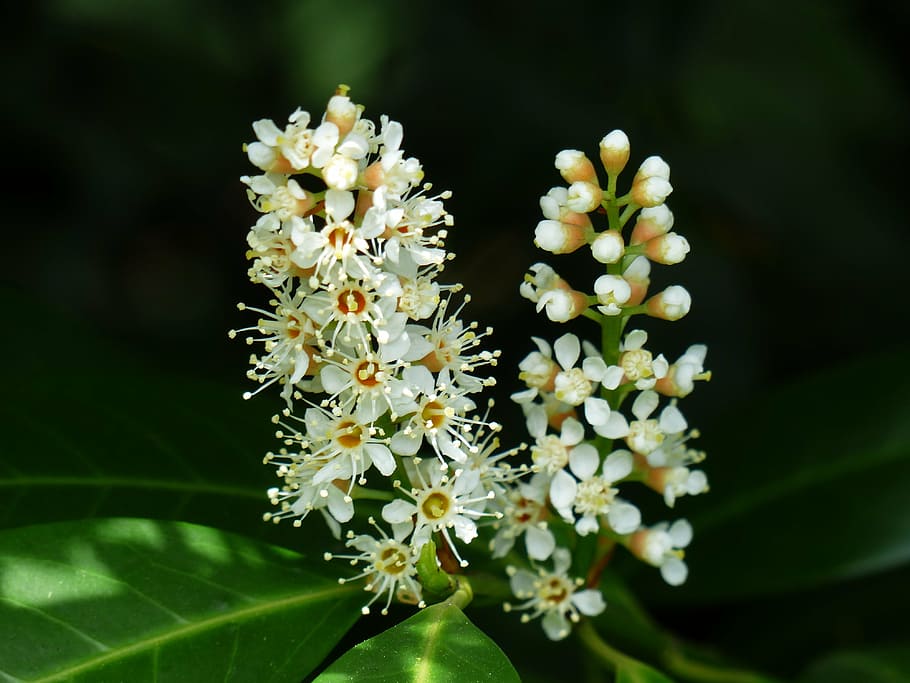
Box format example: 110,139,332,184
535,220,590,254
566,181,603,213
645,233,690,265
537,288,588,322
323,154,359,190
555,150,598,184
655,344,710,397
630,205,674,244
632,177,673,208
623,255,651,305
590,230,625,264
594,275,632,316
646,285,691,321
599,130,631,175
631,156,673,208
325,92,358,137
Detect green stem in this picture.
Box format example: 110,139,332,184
446,575,474,610
576,620,640,672
663,647,776,683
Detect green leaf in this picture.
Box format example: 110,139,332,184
639,350,910,602
616,660,675,683
0,518,362,682
799,647,910,683
0,288,335,551
314,602,520,683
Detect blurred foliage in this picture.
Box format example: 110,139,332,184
2,1,910,681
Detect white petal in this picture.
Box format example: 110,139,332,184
553,333,581,370
525,526,556,561
549,470,577,510
327,489,354,523
509,569,537,598
575,515,599,536
584,397,611,426
531,336,552,357
572,589,606,616
365,443,396,476
559,417,585,445
491,530,515,559
524,405,548,438
382,498,416,524
252,118,281,145
669,519,693,548
453,516,478,544
686,470,708,495
624,329,647,350
607,502,641,534
602,450,633,481
659,404,688,434
403,365,435,395
582,356,607,382
601,365,625,390
552,547,572,574
632,390,659,421
542,612,571,641
320,365,349,394
660,558,688,586
390,430,421,456
325,189,355,222
569,444,599,480
593,412,630,439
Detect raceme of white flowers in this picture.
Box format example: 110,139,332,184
233,88,711,640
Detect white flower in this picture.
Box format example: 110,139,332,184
624,390,687,456
327,518,424,615
594,274,631,316
505,548,605,641
618,329,669,390
656,344,710,397
491,474,556,561
529,416,587,475
630,520,693,586
549,333,621,426
382,464,497,566
549,448,639,535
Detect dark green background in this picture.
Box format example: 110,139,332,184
3,1,909,680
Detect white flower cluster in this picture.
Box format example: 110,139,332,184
502,130,711,639
233,87,518,615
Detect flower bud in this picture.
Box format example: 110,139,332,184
323,154,359,190
631,156,672,208
555,150,598,184
536,288,588,322
566,181,603,213
645,233,690,265
623,256,651,305
590,230,625,264
594,275,632,316
325,93,358,137
646,285,691,321
599,130,630,175
630,205,674,244
535,220,590,254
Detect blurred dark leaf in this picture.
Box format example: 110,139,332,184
314,602,520,683
631,349,910,602
799,646,910,683
616,661,676,683
0,287,332,552
0,518,361,682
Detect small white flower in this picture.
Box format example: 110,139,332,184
549,447,638,535
594,274,631,316
630,520,693,586
505,548,605,641
327,518,424,615
491,474,556,561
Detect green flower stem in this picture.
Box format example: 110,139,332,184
446,575,474,610
663,647,779,683
605,174,621,228
619,204,638,227
576,620,643,673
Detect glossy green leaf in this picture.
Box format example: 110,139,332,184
636,350,910,602
314,602,520,683
799,647,910,683
0,518,362,682
0,289,334,551
615,660,675,683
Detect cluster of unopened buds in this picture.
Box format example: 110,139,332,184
233,87,711,640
